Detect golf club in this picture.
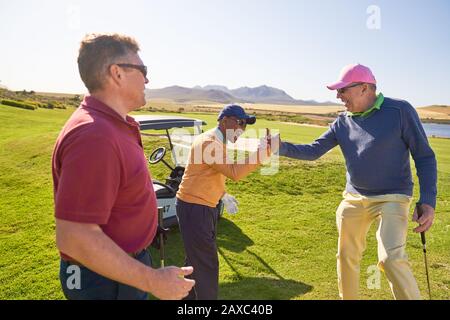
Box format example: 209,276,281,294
416,202,432,300
158,207,165,268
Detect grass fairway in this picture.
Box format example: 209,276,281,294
0,104,449,300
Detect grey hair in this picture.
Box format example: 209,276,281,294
78,33,140,92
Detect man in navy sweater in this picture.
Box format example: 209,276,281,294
275,64,437,300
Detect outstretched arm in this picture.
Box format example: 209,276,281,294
278,127,338,161
206,139,270,181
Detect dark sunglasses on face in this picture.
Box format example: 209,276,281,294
116,63,148,78
228,117,247,127
337,82,363,94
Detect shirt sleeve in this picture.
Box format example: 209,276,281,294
279,125,338,161
400,102,437,208
54,127,121,224
203,139,260,181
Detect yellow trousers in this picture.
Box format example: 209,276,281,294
335,192,421,300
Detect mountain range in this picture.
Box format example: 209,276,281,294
145,85,340,106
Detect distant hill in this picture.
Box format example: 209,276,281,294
419,105,450,112
0,87,81,110
201,85,233,94
146,86,248,104
416,105,450,123
229,85,294,103
146,85,340,106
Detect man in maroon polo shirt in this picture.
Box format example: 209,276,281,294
52,33,195,300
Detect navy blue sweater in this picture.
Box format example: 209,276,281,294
279,97,437,208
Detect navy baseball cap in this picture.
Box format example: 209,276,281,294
217,104,256,125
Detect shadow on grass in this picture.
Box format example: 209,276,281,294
217,218,313,299
219,276,313,300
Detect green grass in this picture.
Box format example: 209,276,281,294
0,104,449,300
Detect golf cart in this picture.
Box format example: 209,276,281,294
135,115,224,227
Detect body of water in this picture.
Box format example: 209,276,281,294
422,123,450,138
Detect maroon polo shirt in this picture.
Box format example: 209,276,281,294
52,96,157,260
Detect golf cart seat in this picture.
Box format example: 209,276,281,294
153,181,176,199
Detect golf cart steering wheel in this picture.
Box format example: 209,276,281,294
149,147,167,164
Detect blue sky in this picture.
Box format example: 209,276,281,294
0,0,449,106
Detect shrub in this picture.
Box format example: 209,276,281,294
1,99,37,110
38,102,54,109
24,100,46,108
47,101,66,109
54,104,67,109
72,94,81,102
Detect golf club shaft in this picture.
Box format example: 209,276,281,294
416,202,431,299
423,250,431,299
158,207,165,268
160,233,165,268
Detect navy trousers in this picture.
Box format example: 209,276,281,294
59,249,151,300
176,199,219,300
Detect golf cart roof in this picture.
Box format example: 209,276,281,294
133,115,207,131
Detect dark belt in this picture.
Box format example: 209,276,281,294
64,249,145,267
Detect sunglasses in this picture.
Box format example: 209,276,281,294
337,82,363,94
116,63,148,78
228,117,247,127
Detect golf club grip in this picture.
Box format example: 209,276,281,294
157,207,164,227
160,233,165,256
420,229,426,245
416,202,426,245
157,207,165,267
157,206,165,246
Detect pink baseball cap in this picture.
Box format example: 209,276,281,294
327,64,376,90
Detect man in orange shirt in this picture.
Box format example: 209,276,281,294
176,104,271,299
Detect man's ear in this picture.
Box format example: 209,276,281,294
108,64,122,85
360,83,369,95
